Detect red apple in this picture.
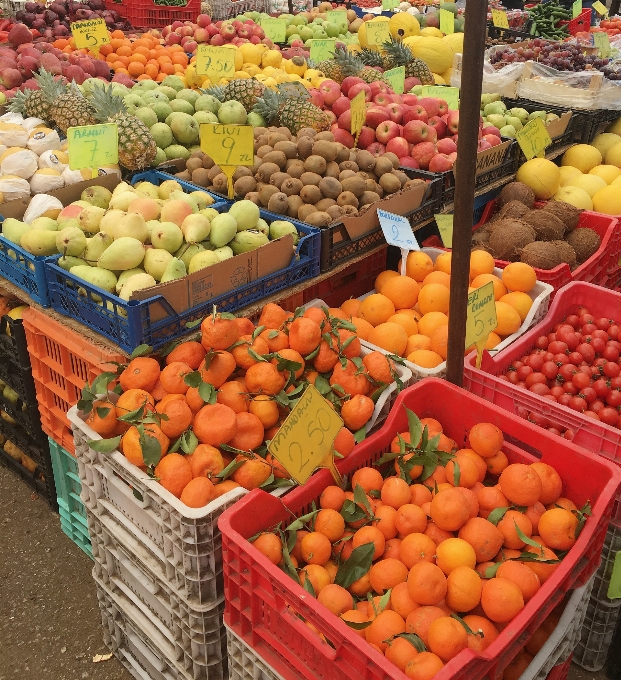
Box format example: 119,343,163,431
483,134,502,147
206,24,219,37
220,24,236,39
166,32,182,44
369,81,389,98
478,139,492,151
403,120,429,144
386,137,410,158
324,110,337,125
319,79,341,106
232,19,243,29
429,154,454,172
172,21,183,29
376,120,401,144
373,92,393,107
341,76,364,96
386,103,404,124
196,13,211,27
403,105,428,124
400,156,420,169
238,26,252,39
404,77,421,91
448,152,457,162
367,141,386,157
391,95,404,105
436,138,457,155
333,127,355,148
194,27,209,42
418,97,440,118
348,82,372,102
436,99,449,116
253,25,265,39
332,96,350,118
338,109,352,131
427,115,447,139
426,127,437,144
365,106,390,129
411,141,437,170
357,126,376,150
291,39,304,48
308,88,324,109
183,39,197,52
452,134,458,143
447,110,459,134
482,125,501,138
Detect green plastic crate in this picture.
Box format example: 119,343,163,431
48,437,91,559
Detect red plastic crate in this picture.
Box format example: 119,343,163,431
22,308,127,456
219,379,621,680
106,0,201,28
546,654,573,680
302,247,387,308
463,281,621,522
423,200,620,299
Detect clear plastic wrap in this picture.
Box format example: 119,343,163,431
450,49,525,94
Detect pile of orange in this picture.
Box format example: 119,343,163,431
337,252,538,370
252,413,582,680
53,31,189,81
84,301,400,508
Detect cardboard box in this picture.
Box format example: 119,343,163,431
546,111,572,140
472,139,513,177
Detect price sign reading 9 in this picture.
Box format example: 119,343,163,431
196,45,236,81
200,124,255,167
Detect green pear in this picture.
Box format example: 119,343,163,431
58,255,88,271
269,220,299,245
70,265,117,293
84,232,113,264
151,221,183,253
200,208,219,221
209,213,237,248
114,213,149,243
214,246,233,261
144,248,173,281
99,210,126,236
188,249,220,274
78,205,106,234
168,190,199,213
109,191,138,212
2,218,31,245
31,217,59,231
116,268,146,294
158,180,182,200
98,237,145,271
175,243,204,270
189,191,214,211
160,257,186,283
134,181,160,199
146,220,160,245
112,181,134,197
255,218,269,237
230,230,269,255
119,273,157,301
229,200,260,231
21,229,58,256
81,185,112,209
181,214,211,244
56,226,87,256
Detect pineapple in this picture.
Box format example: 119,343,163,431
381,39,435,85
36,68,96,134
89,85,156,171
9,69,66,123
359,48,385,69
252,89,330,135
204,78,266,113
314,47,391,88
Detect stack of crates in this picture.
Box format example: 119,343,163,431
0,310,56,508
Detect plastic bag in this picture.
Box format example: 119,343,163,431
38,149,69,172
23,194,63,224
21,117,46,133
450,50,525,94
0,123,28,148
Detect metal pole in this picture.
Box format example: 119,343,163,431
445,0,488,386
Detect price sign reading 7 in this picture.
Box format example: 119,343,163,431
196,45,236,81
67,123,118,176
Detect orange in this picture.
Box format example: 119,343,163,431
395,504,428,537
186,444,225,479
229,412,264,452
469,250,495,280
350,316,375,340
119,356,160,392
352,526,386,560
232,456,273,490
259,328,289,352
375,269,400,291
121,423,170,467
496,560,540,602
358,294,396,326
399,533,436,569
418,284,450,315
427,616,468,662
504,651,534,680
550,498,578,512
381,477,412,509
404,652,444,680
368,322,408,355
500,292,533,323
299,564,330,594
245,362,286,395
193,403,237,445
481,577,524,623
158,399,193,438
418,312,448,338
391,581,420,619
471,273,507,301
333,427,356,458
341,609,369,638
445,566,482,612
445,452,479,488
317,584,353,616
530,463,563,505
180,476,216,508
388,313,419,337
217,381,249,414
340,298,361,318
405,335,431,354
382,276,420,309
499,463,542,506
537,508,578,551
374,505,398,540
457,517,504,563
363,351,394,384
128,62,145,77
301,531,333,565
330,359,371,397
462,615,499,652
166,341,206,369
315,509,346,542
430,487,470,532
352,467,384,494
494,301,522,336
486,450,509,476
201,314,240,350
434,252,452,275
405,251,434,281
85,400,117,437
405,606,445,645
288,317,321,355
232,334,270,370
272,348,305,378
386,637,420,672
341,394,374,431
422,271,450,289
469,422,503,459
320,485,346,511
497,509,533,549
248,395,279,428
411,484,433,506
502,262,537,293
407,562,447,605
199,351,236,389
369,558,409,594
524,543,559,583
154,453,192,498
428,325,448,361
159,361,193,394
525,502,546,533
365,609,406,652
407,350,443,368
457,449,487,483
435,537,476,574
115,388,155,420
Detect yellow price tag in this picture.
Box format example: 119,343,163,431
268,384,344,487
326,10,348,27
365,20,391,46
67,123,118,177
572,0,583,17
195,45,236,82
309,39,336,62
440,9,455,34
384,66,405,94
491,9,510,28
70,18,110,58
593,32,611,58
200,124,254,199
350,90,367,144
261,18,287,42
592,0,608,15
421,86,459,110
466,281,497,368
515,117,552,160
435,214,453,248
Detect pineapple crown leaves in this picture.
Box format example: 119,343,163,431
34,67,68,103
88,83,129,122
7,89,27,114
200,85,225,102
252,87,287,123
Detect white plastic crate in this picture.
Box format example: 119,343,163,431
96,573,227,680
354,247,553,384
2,0,25,16
226,624,282,680
210,0,267,20
69,401,291,608
519,576,594,680
89,512,225,674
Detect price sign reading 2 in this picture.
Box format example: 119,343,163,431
268,384,344,486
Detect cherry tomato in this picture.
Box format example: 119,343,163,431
609,325,620,340
530,383,550,396
543,352,554,362
554,353,570,365
582,386,597,403
525,372,547,387
572,372,591,390
582,323,597,335
528,412,550,427
564,429,575,441
593,378,611,398
535,335,549,349
577,365,594,376
563,382,578,395
558,364,577,382
611,377,621,390
608,340,621,352
507,371,520,384
593,330,610,343
591,337,606,354
595,318,611,331
548,427,562,436
599,407,619,426
591,399,605,413
603,346,620,362
549,341,569,355
580,313,595,325
584,411,600,420
517,365,533,381
541,361,558,380
577,343,596,363
606,390,621,408
568,396,587,412
526,354,545,371
566,314,580,328
604,362,621,378
511,361,524,371
568,351,584,365
558,394,573,407
550,385,566,399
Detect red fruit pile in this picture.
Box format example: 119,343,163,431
500,306,621,427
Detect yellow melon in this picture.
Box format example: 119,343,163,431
389,12,420,38
410,36,454,74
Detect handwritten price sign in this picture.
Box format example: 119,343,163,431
491,9,510,28
70,18,110,57
593,32,611,58
326,10,348,27
440,9,454,34
466,281,497,368
421,85,459,110
310,39,336,62
261,18,287,42
268,384,344,486
435,214,453,248
572,0,583,17
196,45,236,82
350,90,367,144
592,0,608,15
200,124,254,199
365,20,391,46
516,117,552,160
384,66,405,94
67,123,118,177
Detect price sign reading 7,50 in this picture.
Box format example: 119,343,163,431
195,45,236,82
268,384,344,486
67,123,118,176
465,281,497,368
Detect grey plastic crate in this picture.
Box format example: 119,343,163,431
226,624,282,680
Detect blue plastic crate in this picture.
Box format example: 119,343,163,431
132,169,232,205
0,234,56,307
46,176,321,353
48,437,92,559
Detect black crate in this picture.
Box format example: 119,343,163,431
487,22,533,44
0,360,37,405
320,168,443,273
607,615,621,679
0,385,44,436
0,314,32,368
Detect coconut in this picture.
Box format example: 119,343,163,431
521,210,565,242
566,228,601,263
496,200,530,221
520,242,564,270
551,240,577,269
497,181,536,209
488,219,536,262
472,229,491,248
539,200,583,233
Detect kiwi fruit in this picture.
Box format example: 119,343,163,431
404,179,425,191
245,192,261,205
300,172,322,186
297,128,317,139
281,178,303,196
287,195,304,218
341,176,366,198
255,162,280,183
380,174,401,194
259,184,280,207
191,168,210,187
489,219,536,261
175,170,191,181
392,170,409,187
522,210,565,241
257,145,274,158
357,171,370,181
234,175,257,197
305,211,332,227
339,170,357,182
253,127,267,138
315,131,334,142
335,145,351,164
359,191,381,206
189,149,205,159
202,155,215,169
186,157,203,173
326,205,345,221
325,161,340,178
300,184,322,204
270,172,290,189
520,241,564,269
207,164,222,181
319,177,342,200
304,155,327,175
566,228,601,263
255,135,268,150
312,139,339,163
211,173,228,194
339,161,359,173
298,204,318,221
297,136,314,159
385,152,400,169
551,240,577,269
268,192,289,214
274,140,298,159
233,166,252,180
252,156,262,174
341,205,358,217
373,157,394,176
286,160,305,179
267,132,288,146
364,178,380,193
337,191,358,208
356,150,376,172
498,181,536,209
315,198,337,212
276,127,292,140
262,150,287,168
